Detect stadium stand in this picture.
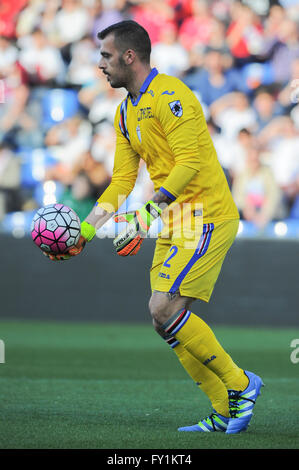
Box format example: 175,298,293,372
0,0,299,240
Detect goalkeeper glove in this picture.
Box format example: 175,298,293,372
113,200,161,256
45,221,96,261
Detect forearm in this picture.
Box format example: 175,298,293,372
84,203,114,231
83,180,136,234
152,189,173,207
159,164,198,201
84,164,197,233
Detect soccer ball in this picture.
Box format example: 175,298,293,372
31,204,81,254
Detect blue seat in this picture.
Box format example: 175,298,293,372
17,148,57,188
42,89,79,128
289,196,299,220
1,210,36,236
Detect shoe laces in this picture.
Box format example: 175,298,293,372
201,412,219,431
228,390,256,418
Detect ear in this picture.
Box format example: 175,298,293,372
123,49,136,65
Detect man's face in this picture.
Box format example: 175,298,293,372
98,34,128,88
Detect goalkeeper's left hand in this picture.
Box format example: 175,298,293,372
113,200,161,256
44,221,96,261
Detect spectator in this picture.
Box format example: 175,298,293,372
132,0,175,45
0,62,29,144
167,0,193,28
60,172,96,221
39,1,61,40
262,117,299,210
278,57,299,110
207,117,232,187
253,87,284,132
53,0,90,64
258,17,299,84
18,28,65,85
232,144,282,229
16,0,46,38
226,2,264,66
0,0,28,38
86,78,126,126
67,36,98,86
210,0,232,24
44,115,92,184
78,67,108,111
209,123,255,182
60,149,111,220
73,149,111,190
0,37,18,74
90,122,116,176
207,17,232,60
229,128,256,178
0,145,21,221
151,24,189,76
210,92,256,140
281,0,299,22
184,48,245,106
185,43,206,74
263,4,286,39
179,0,213,50
90,0,125,46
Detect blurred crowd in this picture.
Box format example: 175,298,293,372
0,0,299,231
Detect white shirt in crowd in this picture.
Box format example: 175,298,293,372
54,7,89,44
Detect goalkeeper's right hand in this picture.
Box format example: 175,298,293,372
44,221,96,261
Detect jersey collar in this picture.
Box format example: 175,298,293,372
129,67,159,107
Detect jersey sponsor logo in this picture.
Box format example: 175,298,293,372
147,89,155,97
169,100,183,117
162,90,175,95
137,107,154,121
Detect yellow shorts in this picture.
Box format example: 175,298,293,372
150,219,239,302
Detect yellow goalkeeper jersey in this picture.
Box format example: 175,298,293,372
96,68,239,224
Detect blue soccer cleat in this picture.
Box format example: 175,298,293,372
226,370,265,434
178,411,229,432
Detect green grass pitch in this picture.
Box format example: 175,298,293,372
0,320,299,449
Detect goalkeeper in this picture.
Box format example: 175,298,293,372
46,21,264,434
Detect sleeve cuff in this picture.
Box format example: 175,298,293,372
159,187,177,201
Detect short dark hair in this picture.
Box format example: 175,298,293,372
98,20,151,64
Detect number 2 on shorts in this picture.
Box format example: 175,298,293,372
163,245,178,268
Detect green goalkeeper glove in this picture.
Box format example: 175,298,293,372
113,200,161,256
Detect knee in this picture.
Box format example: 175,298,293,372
148,292,170,328
149,291,194,333
151,317,164,336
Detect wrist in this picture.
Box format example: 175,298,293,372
137,200,161,231
81,221,96,242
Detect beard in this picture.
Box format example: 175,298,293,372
109,56,130,88
109,77,125,88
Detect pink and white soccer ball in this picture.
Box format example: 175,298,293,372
31,204,81,254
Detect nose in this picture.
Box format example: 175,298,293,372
98,57,105,71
